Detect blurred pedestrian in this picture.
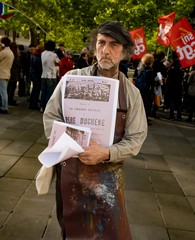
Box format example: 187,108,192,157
8,42,21,106
40,40,60,112
25,44,36,97
29,44,44,110
135,53,155,125
0,36,14,114
55,43,65,59
59,49,74,80
186,65,195,122
165,59,184,120
77,52,89,69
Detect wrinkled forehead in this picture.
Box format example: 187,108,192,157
96,33,121,44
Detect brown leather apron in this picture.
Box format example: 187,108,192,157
56,73,132,240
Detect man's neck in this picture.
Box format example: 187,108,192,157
97,66,119,78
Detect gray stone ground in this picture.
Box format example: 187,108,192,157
0,96,195,240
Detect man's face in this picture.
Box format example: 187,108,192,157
96,33,123,70
29,47,35,54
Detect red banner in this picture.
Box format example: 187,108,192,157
129,27,147,60
156,12,176,46
166,17,195,68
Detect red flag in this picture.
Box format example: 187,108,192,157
156,12,176,46
166,17,195,68
129,27,147,60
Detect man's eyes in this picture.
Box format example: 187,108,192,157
97,41,120,47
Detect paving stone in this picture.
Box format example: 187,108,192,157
168,228,195,240
140,134,162,155
0,140,12,151
186,157,195,170
149,170,184,195
177,125,195,138
125,155,146,169
154,135,186,157
125,168,153,192
5,157,41,180
164,156,194,173
0,211,49,240
36,134,48,145
7,120,33,130
0,129,24,140
0,140,33,156
173,172,195,196
156,193,195,231
14,182,55,217
23,143,47,158
130,224,169,240
0,210,9,227
17,123,44,141
186,136,195,146
125,190,164,227
0,155,20,177
42,207,61,240
144,154,171,171
187,197,195,212
0,178,31,213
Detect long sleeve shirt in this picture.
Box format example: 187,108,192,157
43,64,148,163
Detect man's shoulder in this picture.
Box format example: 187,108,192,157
67,65,94,75
1,47,14,59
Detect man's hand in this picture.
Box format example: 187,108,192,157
78,140,110,165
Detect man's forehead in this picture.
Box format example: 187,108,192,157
97,33,121,43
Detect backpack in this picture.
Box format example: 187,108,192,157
135,69,151,92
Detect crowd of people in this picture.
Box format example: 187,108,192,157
0,37,95,114
0,35,195,123
133,51,195,124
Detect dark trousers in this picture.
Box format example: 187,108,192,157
40,78,57,110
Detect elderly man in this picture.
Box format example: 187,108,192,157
0,36,14,114
43,21,147,240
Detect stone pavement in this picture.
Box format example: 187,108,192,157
0,96,195,240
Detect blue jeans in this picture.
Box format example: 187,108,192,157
40,78,57,110
0,79,8,110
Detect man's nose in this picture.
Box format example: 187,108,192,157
102,43,110,54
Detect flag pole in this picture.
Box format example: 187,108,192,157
3,2,51,37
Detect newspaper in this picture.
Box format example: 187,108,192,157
61,74,119,147
38,121,91,168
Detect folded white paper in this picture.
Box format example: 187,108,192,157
38,132,84,168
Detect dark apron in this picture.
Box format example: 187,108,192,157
56,73,132,240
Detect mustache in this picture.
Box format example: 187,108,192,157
100,55,112,61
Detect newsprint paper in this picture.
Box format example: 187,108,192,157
62,75,119,147
38,121,91,168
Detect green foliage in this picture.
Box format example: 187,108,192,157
0,0,195,53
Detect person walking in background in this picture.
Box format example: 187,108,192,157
29,44,44,110
165,59,184,121
151,52,167,118
43,20,147,240
135,53,155,125
40,40,60,113
18,44,27,97
59,49,74,80
7,42,21,106
55,43,65,59
186,65,195,122
77,52,89,69
0,36,14,114
25,44,36,97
